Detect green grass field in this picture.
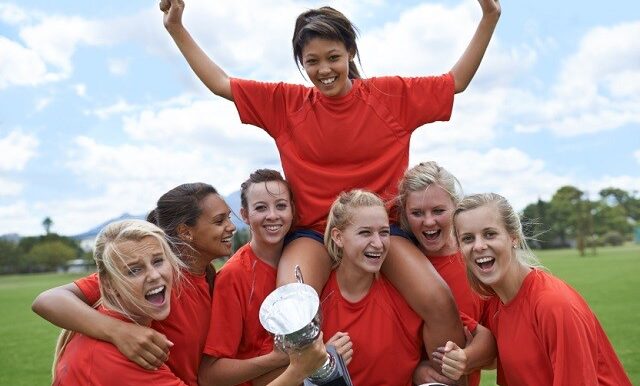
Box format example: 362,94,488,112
1,245,638,385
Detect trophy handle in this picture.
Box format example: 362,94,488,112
295,265,305,284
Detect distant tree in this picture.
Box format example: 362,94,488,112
522,199,554,249
18,234,82,256
548,186,594,255
600,187,640,223
24,241,77,272
42,217,53,235
0,239,20,274
232,228,251,253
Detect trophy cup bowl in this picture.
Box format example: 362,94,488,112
260,282,352,386
259,282,321,351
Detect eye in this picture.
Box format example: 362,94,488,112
379,229,390,237
305,58,318,66
433,209,446,215
152,257,164,267
276,203,288,210
127,266,142,277
255,204,267,212
460,235,473,244
329,55,340,61
410,210,423,217
485,231,497,239
359,230,371,236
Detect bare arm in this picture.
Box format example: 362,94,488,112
433,325,497,380
266,334,327,386
32,282,171,370
450,0,501,93
198,351,289,386
159,0,233,100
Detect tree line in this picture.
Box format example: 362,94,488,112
1,187,638,274
522,186,639,255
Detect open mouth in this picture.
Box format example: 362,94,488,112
145,285,167,306
221,236,233,244
422,229,441,241
364,251,383,261
264,224,282,233
475,257,495,271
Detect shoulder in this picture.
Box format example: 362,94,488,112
231,78,310,97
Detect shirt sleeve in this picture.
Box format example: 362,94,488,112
203,266,245,358
371,73,455,132
74,272,100,305
535,293,600,386
230,78,306,139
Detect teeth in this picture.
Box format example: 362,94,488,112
424,230,438,235
146,286,164,296
222,237,232,243
364,252,382,258
475,257,494,264
320,77,336,85
265,225,281,231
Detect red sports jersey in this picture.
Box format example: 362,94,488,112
203,244,277,386
74,270,212,386
53,306,187,386
320,271,423,386
428,250,486,386
231,74,454,233
481,269,631,386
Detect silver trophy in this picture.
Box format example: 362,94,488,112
259,266,352,386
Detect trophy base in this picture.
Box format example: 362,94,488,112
304,345,353,386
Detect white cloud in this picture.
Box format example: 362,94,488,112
0,130,39,171
0,3,30,25
108,57,129,76
0,201,40,235
635,150,640,165
0,177,22,196
409,146,570,210
35,96,52,111
513,21,640,137
73,83,87,97
0,36,50,88
86,99,138,119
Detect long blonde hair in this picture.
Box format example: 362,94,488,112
453,193,544,298
52,219,184,375
324,190,386,268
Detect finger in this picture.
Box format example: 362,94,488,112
133,354,158,371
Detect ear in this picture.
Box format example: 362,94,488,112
176,224,192,242
331,228,344,248
240,207,249,225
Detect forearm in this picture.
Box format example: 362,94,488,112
199,352,288,386
166,24,233,100
450,10,500,93
265,366,307,386
462,325,496,373
32,285,118,342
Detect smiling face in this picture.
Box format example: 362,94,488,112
333,205,390,276
302,37,353,98
405,184,458,256
188,194,236,259
111,235,173,324
241,180,293,248
455,204,518,295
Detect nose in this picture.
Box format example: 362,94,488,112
423,213,436,227
472,237,487,252
318,61,331,75
370,233,384,249
226,218,236,232
147,264,162,282
266,206,278,220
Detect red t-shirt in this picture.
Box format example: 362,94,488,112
231,75,454,233
320,270,423,386
53,306,187,386
203,244,277,386
429,251,485,386
481,269,631,386
74,270,212,386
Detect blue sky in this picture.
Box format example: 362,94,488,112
1,0,639,236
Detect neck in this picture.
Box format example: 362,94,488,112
335,262,375,303
494,262,532,304
249,238,283,268
181,248,215,275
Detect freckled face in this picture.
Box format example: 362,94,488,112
302,37,353,98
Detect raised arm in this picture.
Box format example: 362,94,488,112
160,0,233,101
32,282,171,370
449,0,501,93
266,333,328,386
